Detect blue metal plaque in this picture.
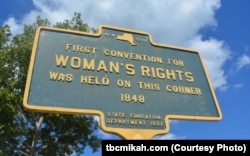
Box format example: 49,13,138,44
23,26,222,139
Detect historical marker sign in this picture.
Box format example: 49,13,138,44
23,26,222,139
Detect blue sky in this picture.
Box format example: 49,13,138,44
1,0,250,155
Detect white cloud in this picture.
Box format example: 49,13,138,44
233,83,243,89
152,120,184,140
187,35,230,89
237,54,250,69
3,17,23,35
153,133,185,140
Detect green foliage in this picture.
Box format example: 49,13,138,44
0,13,101,155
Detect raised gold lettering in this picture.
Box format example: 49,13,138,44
49,71,73,82
55,55,120,73
96,60,108,72
65,43,97,54
150,121,164,127
125,64,135,75
107,112,126,118
103,48,162,64
80,75,109,86
168,59,185,67
185,72,194,82
140,65,194,82
137,81,160,91
166,85,202,95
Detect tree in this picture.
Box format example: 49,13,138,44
0,13,101,156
